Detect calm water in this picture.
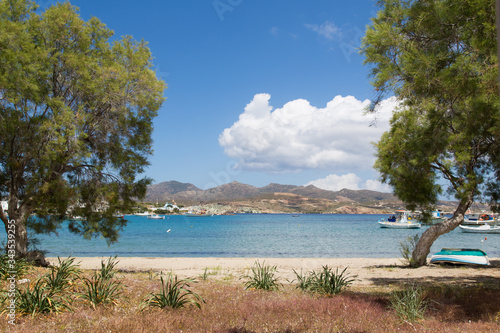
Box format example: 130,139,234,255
2,214,499,258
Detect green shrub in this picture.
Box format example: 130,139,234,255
241,260,281,291
399,234,420,266
0,254,31,280
292,268,315,291
81,274,123,309
44,256,81,293
293,266,353,296
80,256,122,309
14,257,80,316
144,273,204,309
16,278,71,316
390,284,428,323
98,256,119,280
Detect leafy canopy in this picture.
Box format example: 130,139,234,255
0,0,165,244
361,0,499,211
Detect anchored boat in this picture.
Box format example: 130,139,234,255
378,210,421,229
459,224,500,234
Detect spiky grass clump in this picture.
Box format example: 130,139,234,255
390,284,428,323
80,256,123,309
399,234,420,267
0,253,31,280
144,273,205,309
241,260,281,291
294,266,353,296
15,257,80,316
16,279,71,316
45,256,81,293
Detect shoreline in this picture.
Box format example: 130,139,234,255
47,257,500,287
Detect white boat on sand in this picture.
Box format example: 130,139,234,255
430,248,490,266
378,210,421,229
459,224,500,234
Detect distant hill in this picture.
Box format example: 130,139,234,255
145,180,395,205
145,181,202,203
143,180,463,213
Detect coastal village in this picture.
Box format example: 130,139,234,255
138,180,466,216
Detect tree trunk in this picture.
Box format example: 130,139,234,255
411,195,474,267
4,195,29,259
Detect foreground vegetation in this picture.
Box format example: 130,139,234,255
0,257,499,332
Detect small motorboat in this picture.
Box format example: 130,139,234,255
430,248,490,266
378,210,421,229
135,212,151,216
462,213,498,225
459,224,500,234
147,214,165,220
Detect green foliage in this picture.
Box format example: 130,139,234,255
0,0,166,256
399,234,420,267
15,257,80,316
361,0,499,208
144,273,204,309
16,279,71,316
361,0,500,267
44,256,81,293
81,275,123,309
390,284,428,323
0,253,31,280
97,256,119,280
80,256,123,309
241,260,281,291
293,266,353,296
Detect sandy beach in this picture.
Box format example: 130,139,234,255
47,257,500,287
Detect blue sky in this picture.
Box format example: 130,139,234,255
49,0,397,192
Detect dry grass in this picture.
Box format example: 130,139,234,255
1,266,499,332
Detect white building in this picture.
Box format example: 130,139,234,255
163,201,179,212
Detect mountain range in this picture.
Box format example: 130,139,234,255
145,180,396,203
143,181,467,214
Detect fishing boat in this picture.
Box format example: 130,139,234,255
459,224,500,234
429,210,447,224
462,213,498,225
430,248,490,266
135,212,151,216
147,214,165,220
378,210,421,229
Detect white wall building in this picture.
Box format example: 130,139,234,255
1,201,8,212
163,202,179,212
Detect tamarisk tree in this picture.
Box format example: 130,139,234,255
0,0,166,258
361,0,499,267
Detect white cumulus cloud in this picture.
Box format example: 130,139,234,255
219,93,398,173
307,173,361,191
307,173,392,192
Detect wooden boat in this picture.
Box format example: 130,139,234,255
378,210,421,229
430,248,490,266
459,224,500,234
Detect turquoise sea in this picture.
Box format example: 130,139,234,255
2,214,499,258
